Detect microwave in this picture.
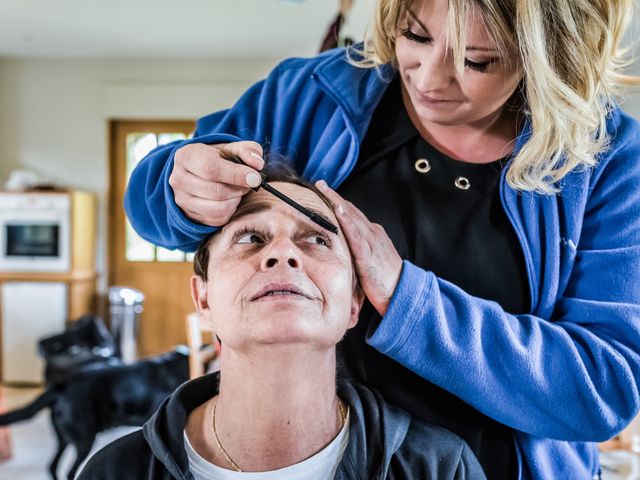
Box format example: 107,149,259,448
0,193,72,272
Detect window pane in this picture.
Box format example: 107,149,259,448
124,131,194,263
156,247,185,262
158,132,188,145
125,221,155,262
126,133,158,180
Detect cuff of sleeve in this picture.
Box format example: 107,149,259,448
164,133,243,239
367,260,435,356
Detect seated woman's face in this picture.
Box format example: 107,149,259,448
194,182,362,353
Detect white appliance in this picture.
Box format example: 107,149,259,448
1,282,67,383
0,193,71,272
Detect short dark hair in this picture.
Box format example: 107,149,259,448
193,162,335,281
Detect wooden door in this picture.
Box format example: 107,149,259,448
109,120,196,357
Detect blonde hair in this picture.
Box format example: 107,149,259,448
351,0,640,193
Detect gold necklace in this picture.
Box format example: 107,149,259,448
211,397,348,473
212,398,243,472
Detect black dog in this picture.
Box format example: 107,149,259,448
0,347,190,480
37,315,119,386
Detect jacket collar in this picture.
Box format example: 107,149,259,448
313,46,396,139
141,372,411,479
143,374,218,479
336,380,411,479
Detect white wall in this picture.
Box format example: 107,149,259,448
625,52,640,116
0,56,280,292
627,98,640,120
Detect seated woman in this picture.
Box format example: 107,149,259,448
79,169,485,479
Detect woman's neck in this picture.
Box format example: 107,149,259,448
186,346,344,472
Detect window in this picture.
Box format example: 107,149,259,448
124,132,195,263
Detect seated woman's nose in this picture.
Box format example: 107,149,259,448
263,257,299,269
260,240,302,270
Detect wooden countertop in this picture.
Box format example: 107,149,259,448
0,270,98,282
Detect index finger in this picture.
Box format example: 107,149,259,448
183,146,262,189
222,141,265,171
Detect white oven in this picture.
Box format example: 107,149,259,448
0,193,71,273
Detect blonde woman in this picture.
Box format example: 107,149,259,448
125,0,640,477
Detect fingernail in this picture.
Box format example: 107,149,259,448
250,151,265,168
317,180,328,190
246,172,262,188
337,205,344,215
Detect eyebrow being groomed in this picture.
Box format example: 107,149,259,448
260,183,338,234
224,202,338,237
226,203,271,225
223,155,337,234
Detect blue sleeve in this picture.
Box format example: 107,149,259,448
123,49,370,251
368,132,640,442
124,133,241,252
124,73,278,251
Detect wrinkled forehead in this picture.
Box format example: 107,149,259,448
224,182,339,233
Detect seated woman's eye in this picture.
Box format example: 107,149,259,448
237,232,264,244
304,234,330,247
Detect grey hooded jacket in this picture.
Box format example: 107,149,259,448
79,373,486,479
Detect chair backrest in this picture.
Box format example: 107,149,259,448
184,312,219,379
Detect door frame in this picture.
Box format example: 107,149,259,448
107,119,195,354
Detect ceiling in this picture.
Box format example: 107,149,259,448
0,0,376,58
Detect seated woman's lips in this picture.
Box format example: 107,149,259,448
253,290,308,302
251,283,311,301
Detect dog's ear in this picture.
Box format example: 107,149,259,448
190,275,210,314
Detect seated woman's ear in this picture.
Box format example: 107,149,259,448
190,275,210,315
348,285,365,329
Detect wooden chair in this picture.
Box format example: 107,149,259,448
600,415,640,452
0,387,12,462
184,312,220,379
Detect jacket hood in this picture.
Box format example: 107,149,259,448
335,380,412,479
142,374,217,479
141,373,412,479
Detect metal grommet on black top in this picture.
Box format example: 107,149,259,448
414,158,431,174
454,176,471,190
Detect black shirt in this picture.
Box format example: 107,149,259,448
337,77,529,479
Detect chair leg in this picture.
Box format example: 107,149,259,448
0,387,12,462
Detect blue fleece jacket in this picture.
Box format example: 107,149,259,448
125,48,640,479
